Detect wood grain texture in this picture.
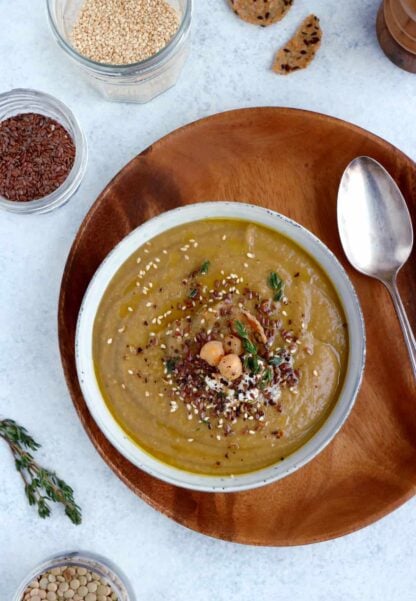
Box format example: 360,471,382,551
58,108,416,546
377,1,416,73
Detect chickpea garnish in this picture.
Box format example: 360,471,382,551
223,335,243,355
200,341,224,366
218,354,243,381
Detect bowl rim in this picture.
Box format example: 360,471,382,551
46,0,193,74
75,201,366,492
0,88,88,214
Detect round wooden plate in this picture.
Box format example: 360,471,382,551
59,108,416,546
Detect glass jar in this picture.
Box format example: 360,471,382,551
12,551,135,601
0,88,88,214
46,0,193,103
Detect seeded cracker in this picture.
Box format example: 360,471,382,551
272,14,322,74
228,0,293,26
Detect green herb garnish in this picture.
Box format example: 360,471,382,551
188,288,198,299
244,355,260,375
165,358,179,373
199,260,211,275
269,355,284,367
259,367,273,389
267,271,285,302
234,320,258,355
0,419,81,524
250,356,259,374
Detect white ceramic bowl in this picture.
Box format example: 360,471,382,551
76,202,365,492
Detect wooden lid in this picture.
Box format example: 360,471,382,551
384,0,416,53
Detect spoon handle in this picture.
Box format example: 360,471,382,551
385,279,416,381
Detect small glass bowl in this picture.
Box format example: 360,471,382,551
46,0,192,103
13,551,135,601
0,88,88,214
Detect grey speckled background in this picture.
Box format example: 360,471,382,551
1,0,416,599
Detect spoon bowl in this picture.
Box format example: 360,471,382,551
338,155,416,379
338,156,413,281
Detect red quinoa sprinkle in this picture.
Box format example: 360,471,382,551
0,113,76,202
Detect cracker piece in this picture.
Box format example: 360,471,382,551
272,14,322,74
229,0,293,26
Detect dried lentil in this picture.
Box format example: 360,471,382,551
21,567,118,601
71,0,180,65
0,113,75,202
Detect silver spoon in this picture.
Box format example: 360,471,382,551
338,156,416,380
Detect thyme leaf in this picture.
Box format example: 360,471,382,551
234,320,258,355
199,260,211,275
267,272,285,302
259,367,273,389
165,358,179,373
269,355,284,367
244,355,260,375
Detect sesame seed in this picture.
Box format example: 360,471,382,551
127,306,133,312
128,369,134,375
107,338,113,344
163,249,168,254
187,438,194,443
184,254,189,260
222,234,227,240
246,252,255,259
282,310,288,316
146,302,152,307
136,257,141,264
244,262,248,268
118,326,125,333
145,391,150,397
313,369,319,376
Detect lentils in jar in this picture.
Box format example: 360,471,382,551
21,565,118,601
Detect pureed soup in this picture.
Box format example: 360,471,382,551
93,219,348,476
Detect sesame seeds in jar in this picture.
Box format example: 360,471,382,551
71,0,180,65
47,0,192,103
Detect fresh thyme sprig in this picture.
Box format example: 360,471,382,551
267,272,285,301
0,419,81,525
234,320,258,355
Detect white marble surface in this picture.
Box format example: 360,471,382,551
1,0,416,599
